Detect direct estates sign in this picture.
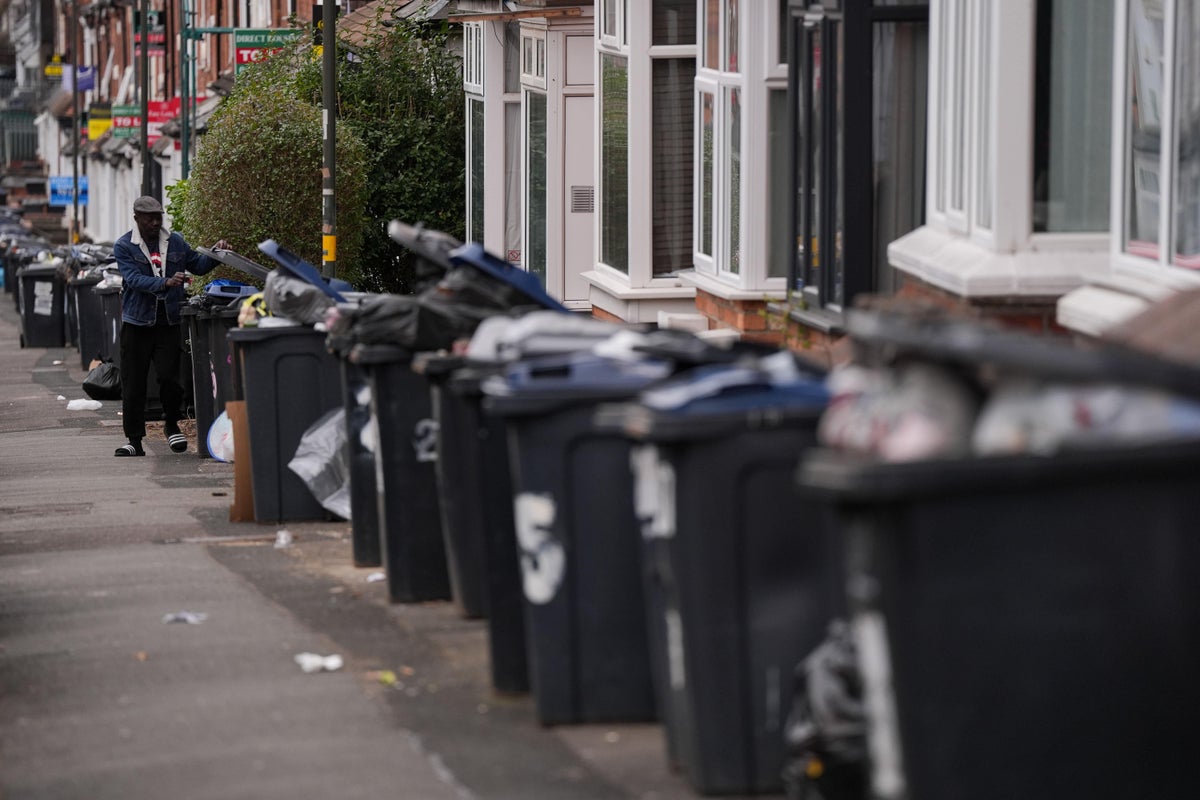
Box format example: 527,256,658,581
233,29,303,74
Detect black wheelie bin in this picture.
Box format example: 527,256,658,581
796,307,1200,800
483,351,675,725
604,353,835,795
17,261,67,348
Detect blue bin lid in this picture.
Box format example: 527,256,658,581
639,361,829,416
257,240,348,302
447,242,567,313
506,353,671,394
485,352,672,415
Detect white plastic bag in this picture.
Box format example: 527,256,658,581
288,408,351,520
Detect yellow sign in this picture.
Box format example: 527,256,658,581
44,54,63,78
322,235,337,262
88,106,112,141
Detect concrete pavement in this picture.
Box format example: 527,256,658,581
0,292,722,799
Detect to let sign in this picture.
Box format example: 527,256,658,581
112,104,141,138
233,29,302,74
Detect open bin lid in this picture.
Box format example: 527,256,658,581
483,352,673,416
257,240,348,302
448,242,568,313
846,308,1200,399
387,220,462,273
197,246,273,282
347,342,417,367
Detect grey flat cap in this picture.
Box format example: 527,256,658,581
133,195,164,214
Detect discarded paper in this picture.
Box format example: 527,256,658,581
295,652,344,673
162,611,208,624
274,529,294,549
366,572,386,583
66,399,102,411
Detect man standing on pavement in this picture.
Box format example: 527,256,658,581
112,195,228,457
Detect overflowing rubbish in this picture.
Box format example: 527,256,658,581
816,301,1200,460
294,652,344,673
263,268,334,325
782,620,867,800
162,611,208,624
66,398,102,411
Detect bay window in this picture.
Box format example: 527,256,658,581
590,0,698,303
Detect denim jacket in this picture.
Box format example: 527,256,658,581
113,227,217,327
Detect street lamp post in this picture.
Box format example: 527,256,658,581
321,0,337,279
70,0,80,242
139,0,151,196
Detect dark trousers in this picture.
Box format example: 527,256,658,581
120,318,184,441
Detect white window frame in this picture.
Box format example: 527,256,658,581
1111,0,1200,283
591,1,699,290
464,23,485,248
765,0,789,81
694,0,746,286
463,22,483,93
522,86,548,283
599,0,628,50
927,0,1114,255
521,31,547,86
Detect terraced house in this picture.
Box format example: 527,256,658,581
0,0,1196,352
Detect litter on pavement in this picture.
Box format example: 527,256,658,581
66,398,102,411
294,652,344,673
162,611,208,624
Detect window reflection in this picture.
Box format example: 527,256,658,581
469,98,484,243
805,25,822,292
1125,0,1163,257
653,58,695,276
726,87,741,274
700,91,715,257
1174,0,1200,268
525,92,548,283
600,53,630,273
1032,0,1112,233
873,21,928,294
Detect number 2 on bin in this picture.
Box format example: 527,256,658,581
413,418,438,463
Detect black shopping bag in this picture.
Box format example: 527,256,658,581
82,360,122,401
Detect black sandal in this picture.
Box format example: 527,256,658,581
114,443,145,457
167,433,188,453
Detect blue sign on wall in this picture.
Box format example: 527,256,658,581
49,176,88,206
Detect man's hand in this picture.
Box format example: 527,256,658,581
212,239,231,251
165,272,187,288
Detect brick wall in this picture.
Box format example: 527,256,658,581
893,274,1067,334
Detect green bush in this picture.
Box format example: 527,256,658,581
171,16,463,296
335,18,465,294
170,42,369,291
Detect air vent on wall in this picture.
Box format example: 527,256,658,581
570,185,595,214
